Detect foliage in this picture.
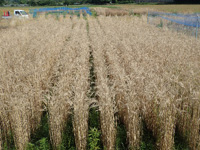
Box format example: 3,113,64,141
174,128,189,150
87,108,102,149
58,116,76,150
156,19,163,28
0,0,4,5
2,131,16,150
115,123,127,150
87,33,103,149
27,138,50,150
174,0,200,4
88,128,101,150
140,122,156,150
2,0,200,6
26,112,51,150
27,0,62,6
30,112,50,145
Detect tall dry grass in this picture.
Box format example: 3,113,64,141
0,12,200,150
90,16,142,149
96,15,200,150
71,18,90,150
48,16,90,150
89,18,117,150
0,17,31,31
46,17,74,149
118,4,200,14
0,16,74,149
93,8,129,16
105,43,142,149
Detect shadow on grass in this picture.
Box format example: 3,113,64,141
116,121,128,150
174,127,189,150
27,111,51,149
140,121,156,150
59,115,76,150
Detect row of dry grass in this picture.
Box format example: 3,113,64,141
89,17,142,149
89,17,117,149
46,16,74,149
93,7,129,16
48,16,91,150
71,18,90,150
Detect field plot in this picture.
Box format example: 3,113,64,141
118,4,200,14
0,13,200,150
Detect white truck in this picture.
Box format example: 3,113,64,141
2,10,29,19
14,10,29,18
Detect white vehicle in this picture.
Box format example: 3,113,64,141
2,10,29,19
14,10,29,18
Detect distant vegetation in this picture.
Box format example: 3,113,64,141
0,0,199,7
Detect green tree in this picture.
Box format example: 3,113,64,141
0,0,5,5
63,0,69,5
20,0,27,4
174,0,200,3
28,0,38,6
63,0,74,5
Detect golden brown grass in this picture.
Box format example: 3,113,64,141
118,4,200,14
71,18,90,150
89,16,142,149
94,15,200,150
47,17,73,149
45,16,90,150
0,17,30,31
0,15,77,149
93,7,129,16
0,13,200,150
89,18,117,150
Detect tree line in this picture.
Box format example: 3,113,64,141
2,0,111,6
0,0,199,6
174,0,200,4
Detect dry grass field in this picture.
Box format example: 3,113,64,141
0,9,200,150
118,4,200,14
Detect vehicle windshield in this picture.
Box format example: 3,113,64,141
20,11,27,15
